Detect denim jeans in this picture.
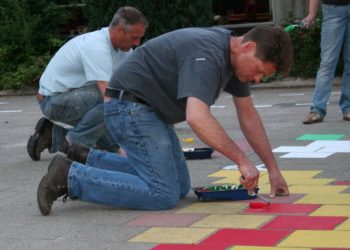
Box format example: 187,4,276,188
67,98,191,210
311,4,350,117
39,85,118,153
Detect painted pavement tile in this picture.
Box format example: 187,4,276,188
261,215,347,230
278,230,350,248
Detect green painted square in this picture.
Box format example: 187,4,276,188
296,134,345,141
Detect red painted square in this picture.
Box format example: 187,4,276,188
126,213,207,227
239,194,306,204
261,215,347,230
199,229,292,248
243,203,320,215
332,180,350,185
152,244,215,250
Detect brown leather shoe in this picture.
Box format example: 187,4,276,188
303,112,323,124
27,117,53,161
343,112,350,121
67,143,91,164
37,154,72,216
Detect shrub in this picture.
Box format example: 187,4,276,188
286,13,343,78
0,0,67,90
83,0,213,40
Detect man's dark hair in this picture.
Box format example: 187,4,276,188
242,25,293,76
109,6,148,28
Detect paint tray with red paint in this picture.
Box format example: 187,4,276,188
193,184,259,201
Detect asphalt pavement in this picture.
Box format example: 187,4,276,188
0,79,349,249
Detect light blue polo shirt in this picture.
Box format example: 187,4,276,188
39,27,132,96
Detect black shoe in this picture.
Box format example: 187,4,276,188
37,154,71,216
343,112,350,121
67,143,90,164
59,139,70,154
27,117,53,161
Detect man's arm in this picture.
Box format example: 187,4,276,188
233,95,289,197
186,96,259,191
97,81,108,97
303,0,321,27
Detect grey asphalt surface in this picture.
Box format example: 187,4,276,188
0,79,349,249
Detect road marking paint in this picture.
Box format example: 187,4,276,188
254,105,272,108
278,93,305,96
295,103,312,106
0,110,23,113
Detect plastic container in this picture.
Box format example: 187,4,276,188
183,147,214,160
193,184,259,201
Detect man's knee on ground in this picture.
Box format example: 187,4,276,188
155,193,180,210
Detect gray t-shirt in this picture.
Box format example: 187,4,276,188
109,27,250,124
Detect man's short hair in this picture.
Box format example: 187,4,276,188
242,25,293,76
109,6,148,29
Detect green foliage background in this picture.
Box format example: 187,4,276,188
83,0,213,40
0,0,67,90
1,1,341,90
287,12,343,78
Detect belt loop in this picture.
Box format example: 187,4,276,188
118,90,125,100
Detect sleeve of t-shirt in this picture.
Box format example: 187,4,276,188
177,58,221,106
223,77,251,97
81,42,113,82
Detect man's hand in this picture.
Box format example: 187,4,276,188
239,162,260,192
268,171,289,197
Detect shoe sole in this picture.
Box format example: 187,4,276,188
27,118,51,161
303,118,323,125
37,155,63,215
303,120,323,124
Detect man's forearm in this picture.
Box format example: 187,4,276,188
97,81,108,97
308,0,321,19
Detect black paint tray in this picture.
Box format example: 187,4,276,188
183,147,214,160
193,185,259,201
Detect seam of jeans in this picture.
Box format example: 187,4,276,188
128,111,160,196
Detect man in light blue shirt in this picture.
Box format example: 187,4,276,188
27,6,148,161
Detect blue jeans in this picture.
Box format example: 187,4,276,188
311,4,350,117
39,85,118,153
67,99,191,210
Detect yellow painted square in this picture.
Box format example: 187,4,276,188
212,177,239,184
256,184,271,194
283,178,334,186
289,185,347,195
208,170,242,178
129,227,216,244
280,170,322,179
212,175,270,185
336,218,350,230
311,205,350,216
230,246,311,250
278,230,350,248
190,214,273,229
175,202,247,214
295,194,350,204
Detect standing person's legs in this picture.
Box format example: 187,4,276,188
67,99,188,210
311,4,347,117
339,5,350,119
